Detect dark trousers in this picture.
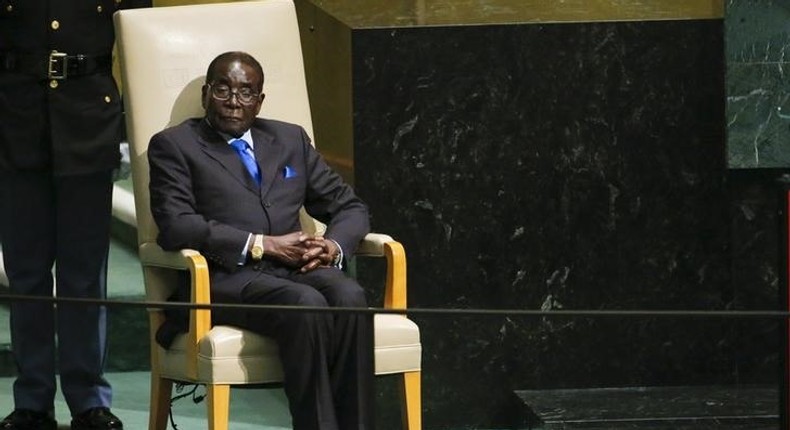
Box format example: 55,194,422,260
0,170,114,415
217,265,374,430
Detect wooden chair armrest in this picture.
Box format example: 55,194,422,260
355,233,394,257
355,234,407,310
139,242,211,380
139,242,203,269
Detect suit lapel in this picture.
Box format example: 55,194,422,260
251,125,282,198
196,120,260,193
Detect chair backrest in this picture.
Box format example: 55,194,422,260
114,0,315,251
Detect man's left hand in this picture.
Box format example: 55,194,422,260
300,236,339,272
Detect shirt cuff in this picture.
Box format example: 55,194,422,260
329,239,344,269
238,233,253,265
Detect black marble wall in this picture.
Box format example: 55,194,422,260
353,20,783,428
298,4,783,427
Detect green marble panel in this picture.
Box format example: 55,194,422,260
726,0,790,168
727,62,790,168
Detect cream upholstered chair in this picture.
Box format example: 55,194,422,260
113,1,422,429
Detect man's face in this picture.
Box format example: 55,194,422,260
202,58,264,137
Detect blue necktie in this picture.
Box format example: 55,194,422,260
230,139,261,184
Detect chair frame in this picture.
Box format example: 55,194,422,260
139,238,421,430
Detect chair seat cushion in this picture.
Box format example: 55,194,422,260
373,314,422,375
158,313,421,384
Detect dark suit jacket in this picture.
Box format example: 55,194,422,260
0,0,150,175
148,117,370,305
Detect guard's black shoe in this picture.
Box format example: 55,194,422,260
0,409,57,430
70,407,123,430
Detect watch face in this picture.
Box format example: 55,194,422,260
252,246,263,259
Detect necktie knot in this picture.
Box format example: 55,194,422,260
230,139,261,184
230,138,249,152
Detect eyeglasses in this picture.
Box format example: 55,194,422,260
206,83,261,105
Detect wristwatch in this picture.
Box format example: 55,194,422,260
250,234,264,261
331,250,342,267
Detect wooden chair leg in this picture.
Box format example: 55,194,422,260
149,373,172,430
400,371,422,430
206,384,231,430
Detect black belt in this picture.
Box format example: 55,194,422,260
0,51,112,80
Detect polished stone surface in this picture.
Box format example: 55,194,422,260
516,385,779,429
726,0,790,168
297,4,784,426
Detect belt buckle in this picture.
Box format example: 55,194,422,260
48,51,67,80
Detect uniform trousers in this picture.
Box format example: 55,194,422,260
0,170,114,415
216,265,375,430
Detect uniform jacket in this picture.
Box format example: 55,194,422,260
148,117,370,304
0,0,150,175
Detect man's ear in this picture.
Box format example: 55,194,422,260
200,85,208,110
253,92,266,115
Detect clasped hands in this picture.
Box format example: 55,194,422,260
263,231,339,273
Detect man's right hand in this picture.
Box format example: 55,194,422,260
262,231,325,271
262,231,310,268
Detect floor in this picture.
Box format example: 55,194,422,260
0,371,292,429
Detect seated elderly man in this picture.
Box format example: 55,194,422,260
147,51,374,430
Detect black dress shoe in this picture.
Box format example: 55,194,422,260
70,407,123,430
0,409,57,430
